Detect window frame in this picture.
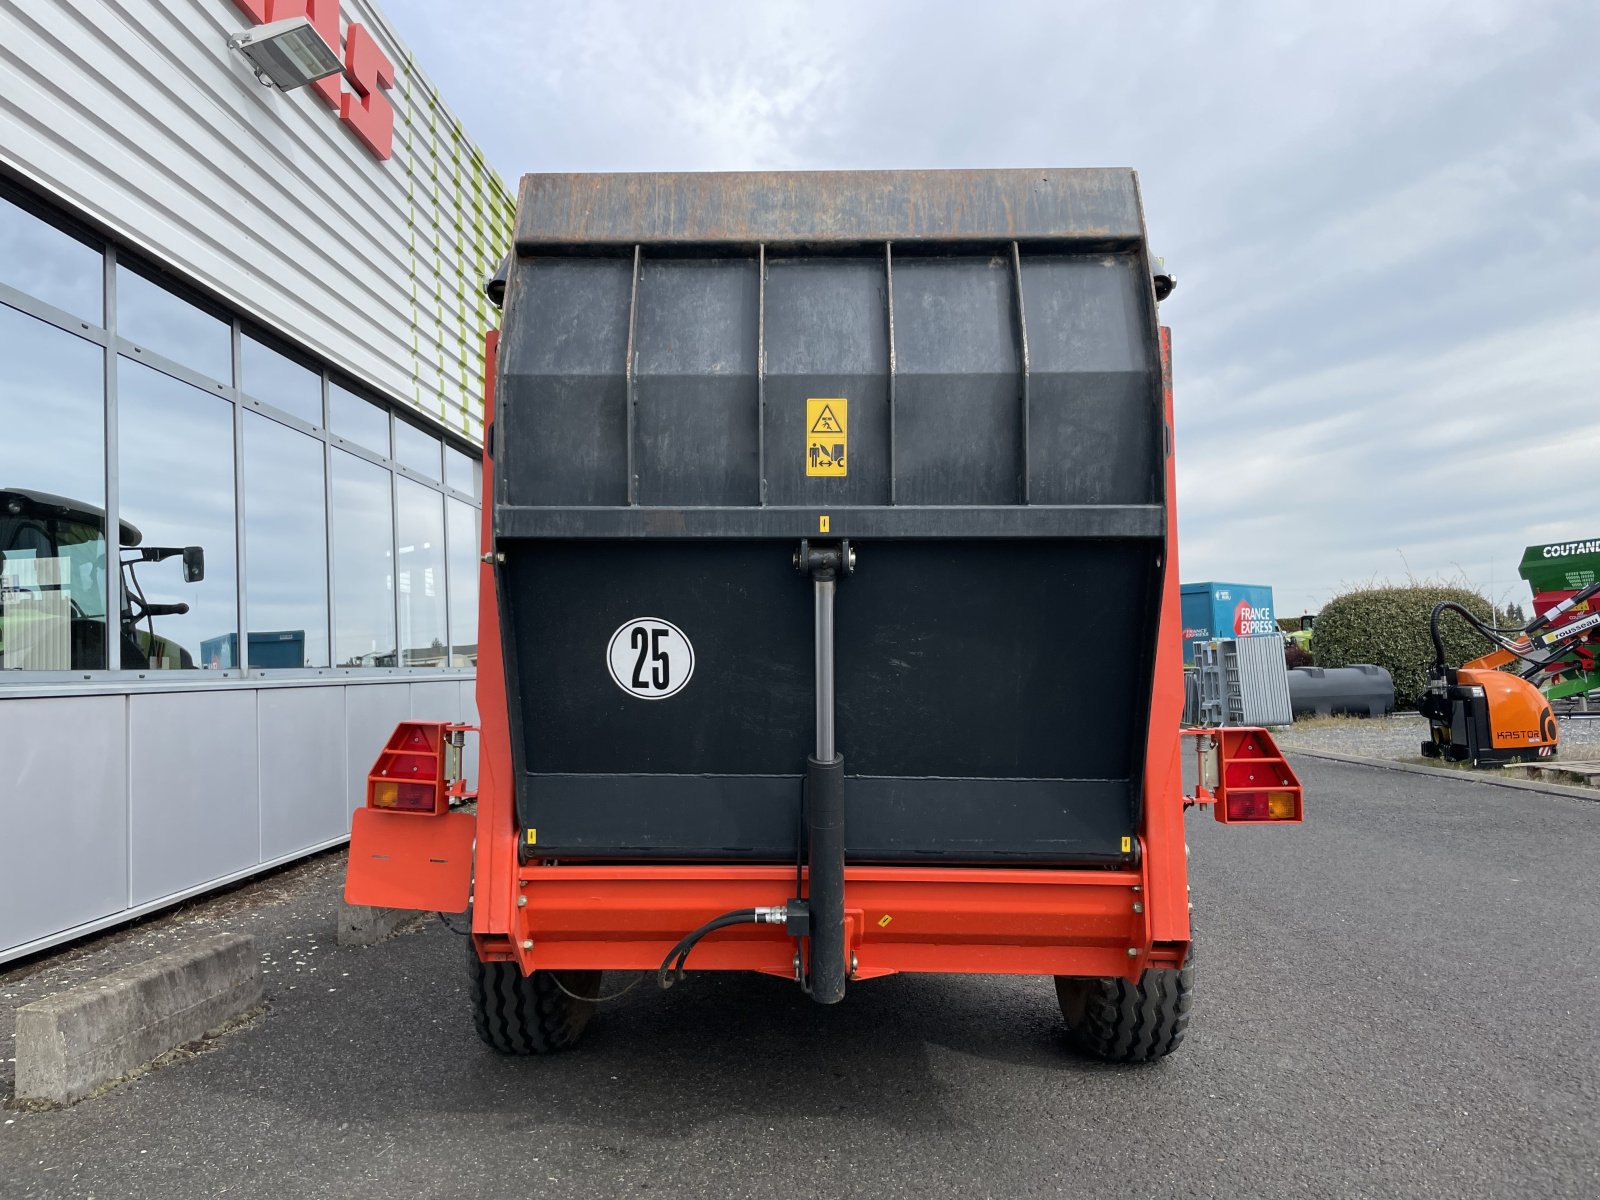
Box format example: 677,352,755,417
0,183,105,326
239,324,328,430
0,176,484,689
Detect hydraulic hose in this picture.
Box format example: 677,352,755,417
656,909,762,990
1430,601,1549,670
1525,581,1600,636
1428,601,1457,668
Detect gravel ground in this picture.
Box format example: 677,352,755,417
1274,711,1600,761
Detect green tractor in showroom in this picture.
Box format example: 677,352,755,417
0,487,204,671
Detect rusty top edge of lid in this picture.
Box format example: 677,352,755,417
513,168,1145,248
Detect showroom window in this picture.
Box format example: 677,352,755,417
445,445,478,498
117,357,239,669
330,449,397,668
394,417,443,482
0,183,482,678
0,189,102,323
0,303,107,670
445,498,479,666
329,380,391,454
241,331,323,427
116,262,232,386
242,413,330,668
396,478,447,666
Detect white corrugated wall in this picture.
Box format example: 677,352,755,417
0,0,511,441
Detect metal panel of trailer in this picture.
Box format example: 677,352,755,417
493,169,1166,866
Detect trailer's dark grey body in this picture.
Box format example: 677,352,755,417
494,169,1166,864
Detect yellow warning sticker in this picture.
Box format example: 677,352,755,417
526,828,538,846
1120,836,1132,853
806,398,848,477
819,515,830,533
878,914,893,928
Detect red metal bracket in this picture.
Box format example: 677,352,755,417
346,808,476,913
346,719,482,914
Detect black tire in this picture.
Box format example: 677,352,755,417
467,937,601,1055
1054,956,1193,1063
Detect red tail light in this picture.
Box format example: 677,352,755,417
371,780,437,812
366,722,448,815
1223,789,1298,822
1211,728,1302,825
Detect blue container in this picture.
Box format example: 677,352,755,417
199,629,308,670
1179,582,1276,664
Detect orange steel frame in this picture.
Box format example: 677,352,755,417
468,328,1194,983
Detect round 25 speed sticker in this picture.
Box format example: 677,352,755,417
606,617,695,700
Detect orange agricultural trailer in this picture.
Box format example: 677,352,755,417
347,169,1302,1062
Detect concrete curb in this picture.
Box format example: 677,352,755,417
337,903,423,947
1286,748,1600,803
14,933,261,1106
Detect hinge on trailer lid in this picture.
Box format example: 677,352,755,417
793,538,855,578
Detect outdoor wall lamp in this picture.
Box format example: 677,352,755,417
227,16,342,90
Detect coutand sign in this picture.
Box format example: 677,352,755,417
229,0,396,159
1540,539,1600,559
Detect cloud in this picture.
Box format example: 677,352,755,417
1178,308,1600,606
382,0,1600,609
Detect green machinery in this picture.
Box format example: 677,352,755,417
1518,537,1600,701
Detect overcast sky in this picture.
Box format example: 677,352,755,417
384,0,1598,612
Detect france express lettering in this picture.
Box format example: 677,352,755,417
1233,600,1276,637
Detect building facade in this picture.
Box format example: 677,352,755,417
0,0,512,960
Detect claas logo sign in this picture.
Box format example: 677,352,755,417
230,0,396,160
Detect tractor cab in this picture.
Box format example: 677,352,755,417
0,487,204,671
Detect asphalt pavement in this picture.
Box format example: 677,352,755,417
3,757,1598,1199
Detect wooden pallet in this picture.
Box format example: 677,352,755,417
1507,760,1600,788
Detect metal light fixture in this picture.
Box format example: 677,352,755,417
228,16,343,90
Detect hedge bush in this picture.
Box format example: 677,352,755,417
1313,585,1494,709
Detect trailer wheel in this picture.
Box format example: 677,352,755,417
1054,956,1193,1063
468,939,601,1055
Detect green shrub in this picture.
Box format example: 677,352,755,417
1313,585,1493,709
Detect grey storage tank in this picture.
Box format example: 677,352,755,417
1287,665,1395,718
